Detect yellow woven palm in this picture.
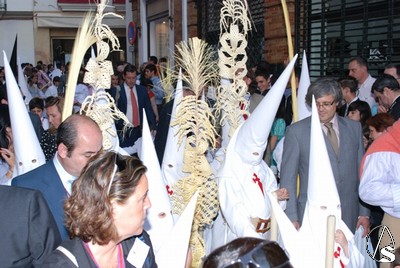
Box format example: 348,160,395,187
172,37,219,268
215,0,252,137
64,0,131,149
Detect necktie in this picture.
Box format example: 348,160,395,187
324,122,339,155
66,177,76,195
130,88,140,126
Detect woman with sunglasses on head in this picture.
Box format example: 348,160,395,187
43,151,157,268
202,237,293,268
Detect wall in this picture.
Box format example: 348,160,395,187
0,20,35,64
265,0,296,63
6,0,33,11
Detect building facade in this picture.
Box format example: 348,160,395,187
1,0,399,78
0,0,126,66
132,0,400,78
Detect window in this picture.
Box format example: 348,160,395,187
296,0,400,79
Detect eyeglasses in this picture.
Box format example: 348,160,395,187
221,241,292,268
316,100,336,109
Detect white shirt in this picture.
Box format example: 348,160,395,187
45,85,58,98
357,74,376,109
359,152,400,218
53,153,76,195
124,82,139,124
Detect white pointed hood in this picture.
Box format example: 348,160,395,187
49,61,62,80
268,192,302,265
139,109,174,253
297,50,311,120
17,57,32,104
161,68,188,189
3,51,46,175
268,96,354,267
156,191,198,268
235,54,298,165
301,96,353,259
306,96,340,211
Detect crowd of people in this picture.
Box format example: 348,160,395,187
0,51,400,268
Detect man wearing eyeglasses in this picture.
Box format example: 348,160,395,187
280,77,370,236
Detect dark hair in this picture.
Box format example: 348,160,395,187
0,104,11,159
362,124,371,149
52,76,60,83
338,76,358,93
305,77,343,107
123,64,137,76
202,237,293,268
371,74,400,93
144,63,157,74
347,100,371,126
149,56,158,64
35,64,43,71
45,96,64,112
0,84,7,102
385,63,400,78
349,56,368,69
254,68,272,81
56,114,98,155
366,113,396,132
29,97,45,111
140,78,153,89
65,150,147,244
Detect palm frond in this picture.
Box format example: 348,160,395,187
172,37,219,268
159,62,175,103
62,12,97,120
175,37,219,98
215,0,251,138
220,0,251,34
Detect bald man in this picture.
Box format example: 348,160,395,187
13,114,103,240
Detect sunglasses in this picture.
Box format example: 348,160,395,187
221,240,292,268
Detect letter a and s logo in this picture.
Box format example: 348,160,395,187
366,225,396,263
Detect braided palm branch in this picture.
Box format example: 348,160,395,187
171,37,219,268
215,0,251,138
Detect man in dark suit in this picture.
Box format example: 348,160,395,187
337,75,359,117
12,114,103,240
280,77,370,235
372,73,400,120
0,185,61,267
116,64,156,148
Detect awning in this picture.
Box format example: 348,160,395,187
36,12,126,28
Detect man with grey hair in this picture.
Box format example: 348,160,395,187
280,77,370,236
